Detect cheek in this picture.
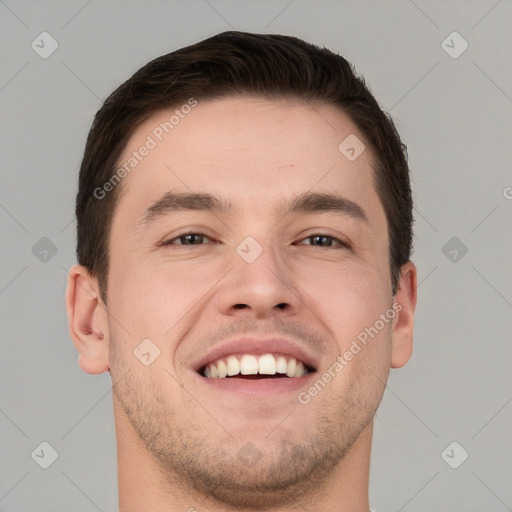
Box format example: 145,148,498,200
298,259,393,378
296,259,390,338
108,239,391,348
109,256,223,336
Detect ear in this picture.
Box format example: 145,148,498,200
65,265,110,374
390,261,417,369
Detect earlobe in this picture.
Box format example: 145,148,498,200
390,261,417,369
65,265,110,374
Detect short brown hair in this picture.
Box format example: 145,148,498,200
76,30,413,302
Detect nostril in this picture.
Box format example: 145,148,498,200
233,304,248,309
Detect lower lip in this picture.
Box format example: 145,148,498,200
194,371,317,397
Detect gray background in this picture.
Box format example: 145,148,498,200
1,1,511,511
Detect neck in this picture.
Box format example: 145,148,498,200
115,402,373,512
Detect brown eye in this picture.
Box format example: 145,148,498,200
297,234,348,248
162,232,214,246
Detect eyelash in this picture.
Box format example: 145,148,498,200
160,231,350,249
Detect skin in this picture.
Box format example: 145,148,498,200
66,96,417,512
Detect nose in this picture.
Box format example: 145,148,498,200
214,239,300,320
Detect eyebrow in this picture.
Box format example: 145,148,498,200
139,191,369,226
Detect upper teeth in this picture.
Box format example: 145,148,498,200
203,354,308,378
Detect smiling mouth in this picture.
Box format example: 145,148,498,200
200,353,316,379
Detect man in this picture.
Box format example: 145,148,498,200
66,31,417,511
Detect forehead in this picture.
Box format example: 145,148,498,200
112,95,385,229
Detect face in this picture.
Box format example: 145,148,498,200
94,96,412,506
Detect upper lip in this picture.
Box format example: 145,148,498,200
193,336,319,373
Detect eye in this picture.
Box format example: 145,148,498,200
159,232,349,248
160,232,217,246
296,234,349,248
